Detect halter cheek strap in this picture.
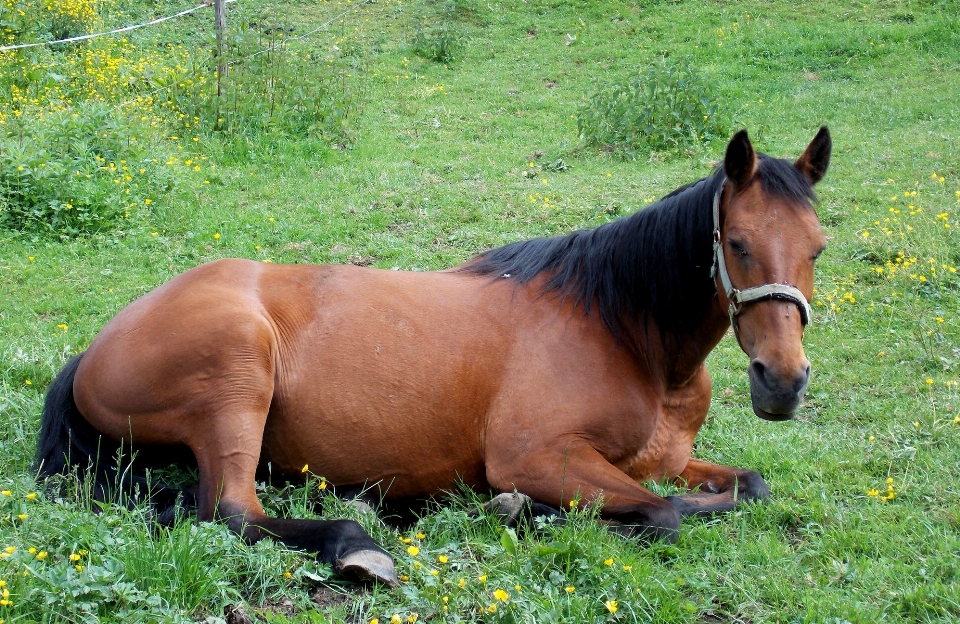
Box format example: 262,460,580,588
710,178,813,347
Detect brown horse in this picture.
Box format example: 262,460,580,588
36,128,830,587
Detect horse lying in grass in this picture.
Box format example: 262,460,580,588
36,127,831,587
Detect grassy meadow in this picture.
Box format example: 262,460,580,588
1,0,960,621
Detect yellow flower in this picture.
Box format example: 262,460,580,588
28,548,35,554
75,565,84,572
478,575,487,583
565,586,575,594
144,198,152,204
886,477,894,484
406,546,419,557
0,492,10,497
458,578,466,588
493,589,509,602
370,619,379,624
17,514,27,520
515,584,522,592
925,378,934,385
301,464,309,473
438,555,448,564
623,565,633,571
36,551,47,560
4,547,15,554
390,616,402,624
430,569,438,576
284,571,292,578
867,489,879,497
604,558,614,566
213,233,221,240
416,532,426,539
70,553,81,561
487,604,497,613
605,600,619,613
318,479,327,491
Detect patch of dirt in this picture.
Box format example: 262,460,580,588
310,585,358,610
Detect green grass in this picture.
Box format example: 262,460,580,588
2,0,960,621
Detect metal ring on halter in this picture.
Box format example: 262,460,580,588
710,177,813,348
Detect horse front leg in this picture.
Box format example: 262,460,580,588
486,439,682,542
666,458,770,518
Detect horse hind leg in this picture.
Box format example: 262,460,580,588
192,410,398,587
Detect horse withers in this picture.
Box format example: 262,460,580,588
35,128,831,586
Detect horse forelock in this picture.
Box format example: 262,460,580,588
460,155,816,345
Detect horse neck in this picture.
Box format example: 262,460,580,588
652,300,731,387
611,178,731,386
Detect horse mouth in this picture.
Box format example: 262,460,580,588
751,403,796,422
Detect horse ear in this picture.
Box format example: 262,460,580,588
795,126,831,185
723,129,757,189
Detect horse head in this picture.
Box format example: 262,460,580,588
716,127,831,421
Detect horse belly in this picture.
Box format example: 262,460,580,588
259,268,499,498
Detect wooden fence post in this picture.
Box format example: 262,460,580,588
215,0,228,96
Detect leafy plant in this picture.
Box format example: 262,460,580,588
411,23,463,64
577,57,727,157
0,103,175,237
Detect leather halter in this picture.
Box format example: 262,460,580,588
710,178,813,347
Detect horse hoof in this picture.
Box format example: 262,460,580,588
337,550,399,588
483,492,533,526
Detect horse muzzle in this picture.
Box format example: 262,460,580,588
748,358,811,421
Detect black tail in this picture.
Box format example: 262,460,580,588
34,353,194,524
34,353,115,480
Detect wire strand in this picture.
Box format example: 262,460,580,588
0,1,237,53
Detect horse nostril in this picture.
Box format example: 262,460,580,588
750,359,769,388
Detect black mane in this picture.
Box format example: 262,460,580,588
461,155,816,344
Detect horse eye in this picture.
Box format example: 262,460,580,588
728,240,748,257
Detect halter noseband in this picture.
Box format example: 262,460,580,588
710,178,813,347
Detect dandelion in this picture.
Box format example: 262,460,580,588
1,492,10,497
604,557,614,566
370,619,379,624
867,488,879,497
213,233,221,240
4,547,15,554
390,616,402,624
144,198,152,204
16,514,26,521
479,574,487,583
406,546,419,557
458,578,466,588
24,380,31,386
565,586,575,594
36,551,47,560
416,532,426,539
926,378,934,385
284,571,292,579
438,555,448,563
605,600,619,613
493,589,509,602
318,478,327,491
75,565,84,572
487,604,497,613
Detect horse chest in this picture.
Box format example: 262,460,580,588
619,374,712,481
